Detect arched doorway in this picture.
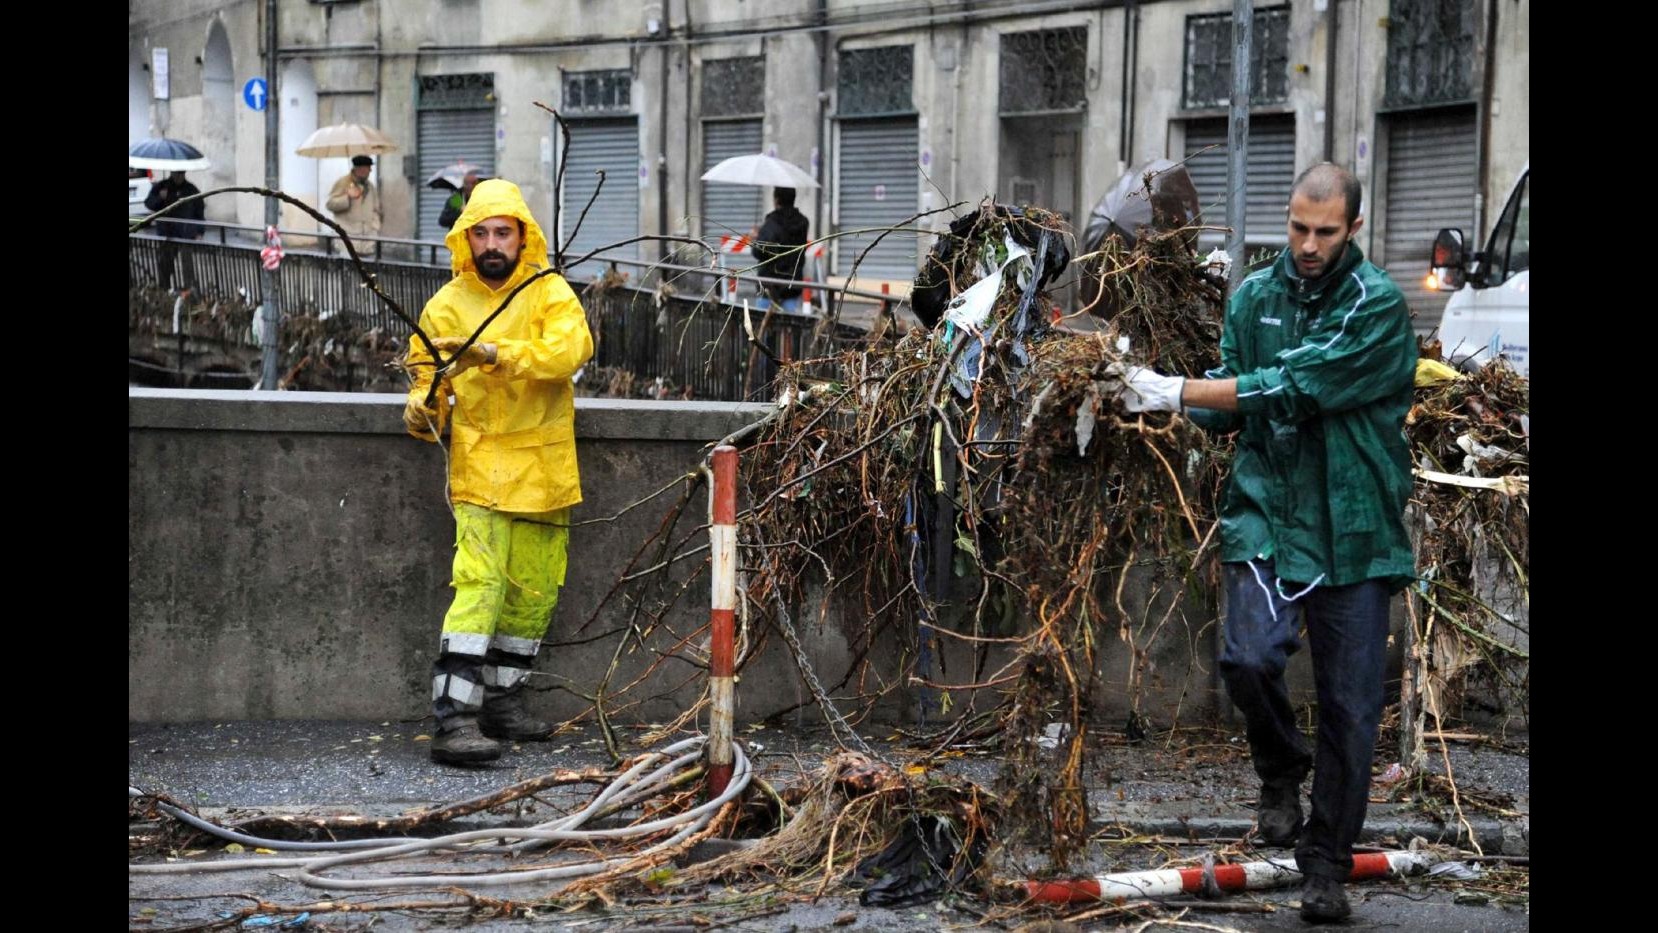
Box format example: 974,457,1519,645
201,20,235,222
278,59,321,242
130,45,153,143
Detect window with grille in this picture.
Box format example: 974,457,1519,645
562,69,633,115
1385,0,1476,107
418,73,494,110
701,57,765,117
837,46,914,117
1183,6,1289,109
999,26,1089,115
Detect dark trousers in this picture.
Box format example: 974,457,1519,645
1219,559,1391,880
156,238,196,292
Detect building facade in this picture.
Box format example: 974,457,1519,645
129,0,1528,331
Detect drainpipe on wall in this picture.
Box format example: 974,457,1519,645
1120,0,1131,171
1323,0,1338,161
1127,1,1139,163
815,0,829,259
1474,0,1498,252
682,0,695,246
657,6,671,263
1225,0,1253,291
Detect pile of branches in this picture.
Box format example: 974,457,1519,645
665,752,996,904
129,284,257,345
719,205,1230,868
128,284,407,392
276,310,407,392
1402,350,1530,736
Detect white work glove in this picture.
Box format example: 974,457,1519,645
1104,361,1186,413
431,336,496,374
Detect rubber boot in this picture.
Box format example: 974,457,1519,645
479,686,554,741
430,713,502,765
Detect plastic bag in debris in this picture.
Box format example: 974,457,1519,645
911,203,1071,331
1415,358,1464,387
943,234,1029,331
855,814,987,908
1427,861,1484,881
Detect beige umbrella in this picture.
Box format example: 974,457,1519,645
295,123,400,158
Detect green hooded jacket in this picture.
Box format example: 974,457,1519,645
1187,243,1418,590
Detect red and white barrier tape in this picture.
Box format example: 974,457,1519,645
259,226,284,271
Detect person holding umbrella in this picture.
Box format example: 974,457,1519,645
132,137,213,293
748,187,810,312
438,171,481,230
326,155,383,241
145,171,206,291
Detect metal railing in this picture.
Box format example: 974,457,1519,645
129,226,874,400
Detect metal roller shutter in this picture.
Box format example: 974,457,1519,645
835,116,918,279
1384,106,1477,332
417,109,496,242
1184,115,1296,250
557,118,640,272
702,120,764,240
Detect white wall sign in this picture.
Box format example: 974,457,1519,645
152,48,170,100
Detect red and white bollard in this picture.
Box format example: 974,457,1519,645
1021,849,1437,904
706,445,739,796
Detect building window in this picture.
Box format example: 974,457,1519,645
562,69,632,115
701,56,765,118
1385,0,1476,107
999,26,1089,115
418,73,494,110
837,46,914,117
1183,6,1289,109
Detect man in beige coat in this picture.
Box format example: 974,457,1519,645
326,155,383,243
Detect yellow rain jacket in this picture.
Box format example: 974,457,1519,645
405,179,595,514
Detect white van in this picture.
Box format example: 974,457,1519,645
1428,162,1530,379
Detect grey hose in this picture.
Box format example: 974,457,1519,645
127,786,425,852
130,736,752,892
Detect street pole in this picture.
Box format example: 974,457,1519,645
259,0,281,390
1225,0,1252,292
706,445,738,797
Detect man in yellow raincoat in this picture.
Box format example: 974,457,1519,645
403,178,595,765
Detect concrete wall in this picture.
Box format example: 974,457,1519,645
129,389,780,724
132,389,1362,728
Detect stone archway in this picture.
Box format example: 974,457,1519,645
130,44,153,143
201,20,235,222
278,59,322,239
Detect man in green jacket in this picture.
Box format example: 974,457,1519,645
1109,163,1417,923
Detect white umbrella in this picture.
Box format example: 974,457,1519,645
295,123,399,158
700,153,819,190
426,161,489,190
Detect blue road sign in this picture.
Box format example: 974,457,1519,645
243,78,268,112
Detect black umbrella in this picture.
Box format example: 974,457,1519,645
1082,158,1201,254
129,137,212,172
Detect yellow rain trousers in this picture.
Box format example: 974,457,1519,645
431,504,570,715
406,178,594,717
